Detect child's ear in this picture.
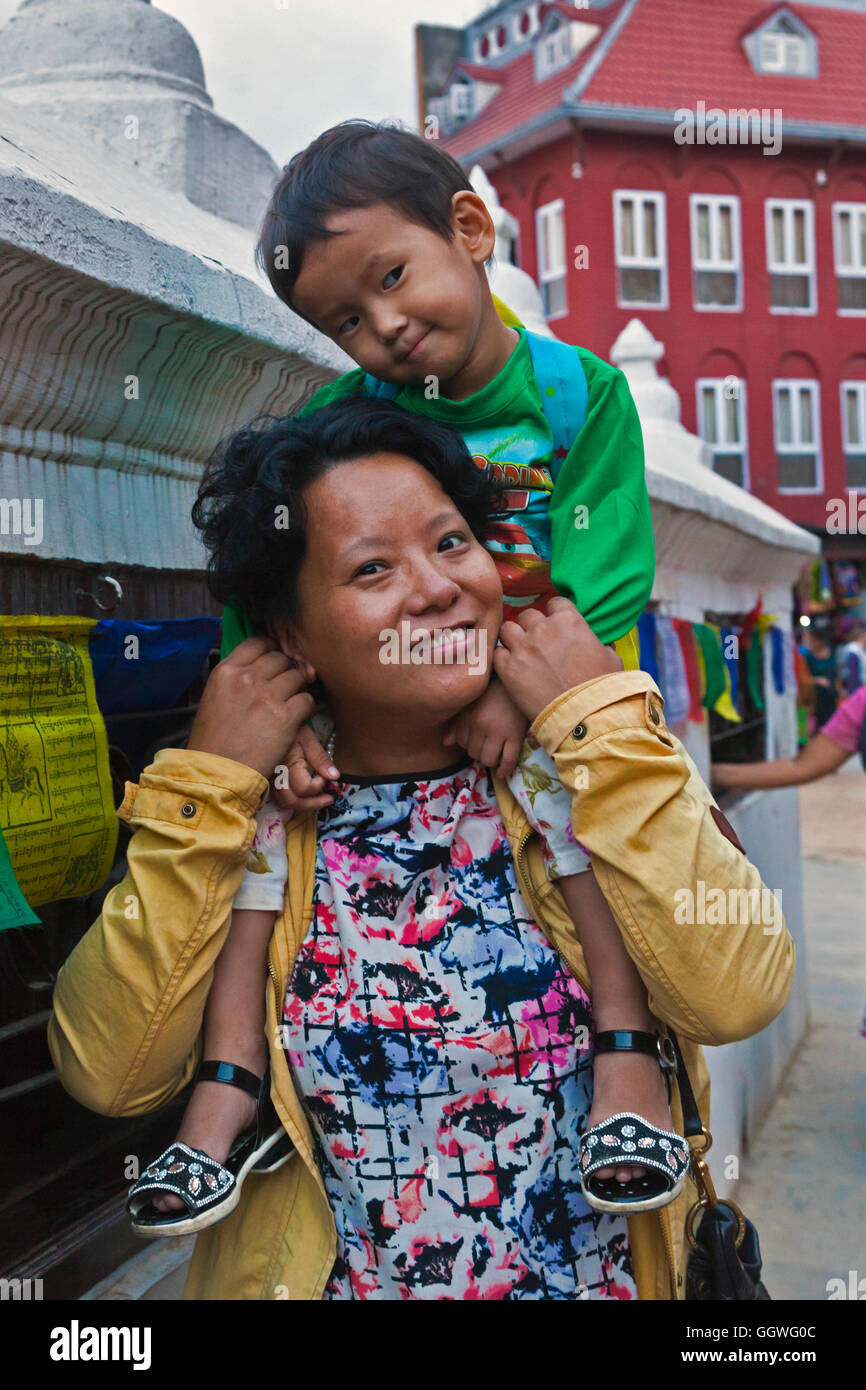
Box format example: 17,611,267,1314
451,191,496,264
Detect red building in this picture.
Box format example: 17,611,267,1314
420,0,866,548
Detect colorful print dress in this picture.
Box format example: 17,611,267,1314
280,758,637,1301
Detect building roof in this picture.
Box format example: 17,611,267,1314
440,0,866,162
541,0,591,23
450,60,504,84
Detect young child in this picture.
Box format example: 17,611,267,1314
129,121,687,1235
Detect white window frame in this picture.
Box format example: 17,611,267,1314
449,81,473,119
690,194,743,312
840,380,866,491
765,198,816,314
614,190,668,310
760,32,808,73
535,197,568,320
537,19,572,78
772,379,822,493
833,202,866,317
695,378,749,488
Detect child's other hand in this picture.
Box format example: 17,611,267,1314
443,679,528,779
494,599,622,722
272,724,339,812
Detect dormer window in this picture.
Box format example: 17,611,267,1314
537,17,572,78
761,22,807,73
745,9,817,77
450,80,473,120
534,7,599,82
429,61,501,133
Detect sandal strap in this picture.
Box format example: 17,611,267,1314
594,1028,677,1101
127,1141,235,1217
578,1113,690,1184
197,1060,263,1100
594,1029,677,1070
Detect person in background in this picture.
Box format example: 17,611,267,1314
837,619,866,697
799,623,838,729
713,682,866,1040
793,639,815,747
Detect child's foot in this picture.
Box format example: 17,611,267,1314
586,1031,674,1186
150,1050,265,1215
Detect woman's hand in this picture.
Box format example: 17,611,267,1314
186,636,317,780
493,599,622,723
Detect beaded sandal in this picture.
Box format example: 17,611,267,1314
127,1061,294,1238
578,1030,690,1215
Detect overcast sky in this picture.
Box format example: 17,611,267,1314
0,0,488,166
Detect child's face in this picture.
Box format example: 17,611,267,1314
290,196,494,394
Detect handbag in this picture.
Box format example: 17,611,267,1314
668,1029,771,1300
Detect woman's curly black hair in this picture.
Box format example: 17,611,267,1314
191,397,504,629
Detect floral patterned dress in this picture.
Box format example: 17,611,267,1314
280,758,637,1301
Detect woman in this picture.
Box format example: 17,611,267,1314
47,404,795,1300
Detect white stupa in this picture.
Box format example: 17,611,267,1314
0,0,279,229
470,164,556,338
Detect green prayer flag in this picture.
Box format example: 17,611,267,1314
0,823,41,932
746,634,765,711
693,623,727,709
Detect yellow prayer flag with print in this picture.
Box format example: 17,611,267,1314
0,616,117,912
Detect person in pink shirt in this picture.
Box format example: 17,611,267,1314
712,684,866,1037
712,686,866,791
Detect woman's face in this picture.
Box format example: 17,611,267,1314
272,453,502,727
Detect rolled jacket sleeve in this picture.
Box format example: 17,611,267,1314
529,672,796,1046
47,749,269,1116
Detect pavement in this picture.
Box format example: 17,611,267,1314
734,756,866,1301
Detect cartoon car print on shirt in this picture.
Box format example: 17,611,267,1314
470,453,559,615
486,517,557,614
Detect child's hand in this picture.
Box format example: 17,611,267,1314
494,598,622,721
272,724,340,813
443,678,528,779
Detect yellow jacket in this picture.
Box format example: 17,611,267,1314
48,670,796,1300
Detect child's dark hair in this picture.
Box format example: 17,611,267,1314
256,120,477,316
192,398,503,628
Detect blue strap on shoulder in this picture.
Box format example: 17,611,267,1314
361,373,400,402
522,330,588,477
361,330,588,477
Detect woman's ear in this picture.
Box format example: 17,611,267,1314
269,618,317,685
